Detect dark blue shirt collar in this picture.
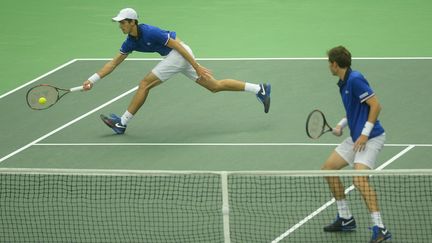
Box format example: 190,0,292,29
337,68,352,88
129,24,142,40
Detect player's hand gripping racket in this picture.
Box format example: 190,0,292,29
306,109,333,139
26,84,83,110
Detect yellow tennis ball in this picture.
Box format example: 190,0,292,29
38,97,47,105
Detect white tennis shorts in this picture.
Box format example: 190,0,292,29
335,133,386,169
152,42,199,82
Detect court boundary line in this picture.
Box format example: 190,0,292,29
271,145,416,243
2,57,431,99
33,142,432,147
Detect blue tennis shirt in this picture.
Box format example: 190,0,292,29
338,69,385,141
120,24,176,56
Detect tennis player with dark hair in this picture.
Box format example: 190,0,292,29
321,46,391,243
82,8,271,134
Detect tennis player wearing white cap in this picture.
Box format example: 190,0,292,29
82,8,271,134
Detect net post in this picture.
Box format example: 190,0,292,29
220,171,231,243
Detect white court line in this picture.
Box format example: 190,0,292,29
0,59,77,99
271,145,416,243
0,86,138,164
33,142,432,147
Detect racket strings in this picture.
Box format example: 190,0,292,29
307,111,325,139
27,86,58,110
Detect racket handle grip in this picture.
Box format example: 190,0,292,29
70,86,84,92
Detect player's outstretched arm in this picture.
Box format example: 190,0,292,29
82,53,128,90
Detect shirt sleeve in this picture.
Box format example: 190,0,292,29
352,77,375,103
148,27,170,46
120,40,133,55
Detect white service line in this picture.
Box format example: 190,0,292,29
0,86,138,164
33,143,341,146
271,145,416,243
0,59,77,99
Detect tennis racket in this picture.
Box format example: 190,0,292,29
306,109,333,139
26,84,83,110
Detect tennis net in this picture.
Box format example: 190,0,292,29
1,168,431,242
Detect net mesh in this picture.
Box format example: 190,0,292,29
0,171,223,243
229,172,432,243
1,169,431,243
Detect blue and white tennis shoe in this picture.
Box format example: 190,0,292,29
323,214,357,232
369,225,392,243
256,83,271,113
100,114,127,134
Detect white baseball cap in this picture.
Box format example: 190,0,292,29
112,8,138,22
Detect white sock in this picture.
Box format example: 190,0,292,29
371,211,385,228
121,110,134,125
336,200,352,219
244,83,261,94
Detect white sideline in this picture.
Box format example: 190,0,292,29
33,142,432,147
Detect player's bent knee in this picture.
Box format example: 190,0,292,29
139,80,154,91
197,78,221,93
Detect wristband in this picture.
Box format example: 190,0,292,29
88,73,101,84
361,121,374,137
337,118,348,128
